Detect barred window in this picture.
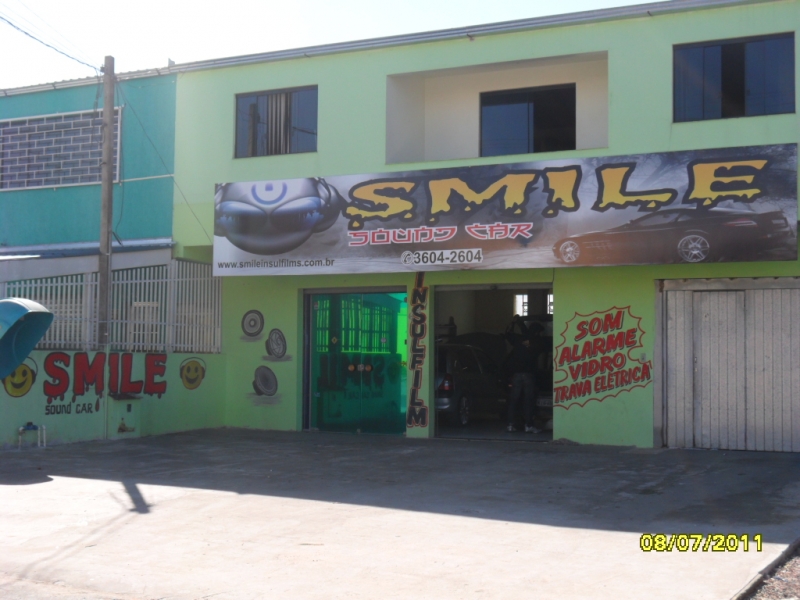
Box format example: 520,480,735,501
235,87,317,158
0,260,221,353
0,108,120,190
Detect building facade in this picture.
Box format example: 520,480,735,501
3,0,799,451
0,72,225,446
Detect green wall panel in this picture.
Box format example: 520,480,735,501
0,177,173,247
0,349,225,449
551,267,656,448
220,272,420,432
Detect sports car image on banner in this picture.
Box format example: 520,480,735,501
213,144,797,276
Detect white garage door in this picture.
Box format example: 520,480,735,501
665,284,800,452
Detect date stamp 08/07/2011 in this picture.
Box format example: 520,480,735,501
640,533,763,552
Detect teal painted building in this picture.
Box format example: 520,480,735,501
0,71,227,449
0,72,176,249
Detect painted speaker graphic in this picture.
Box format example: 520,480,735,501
266,328,287,358
252,366,278,396
242,310,264,337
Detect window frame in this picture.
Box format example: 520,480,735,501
673,32,795,123
479,83,577,158
234,85,318,159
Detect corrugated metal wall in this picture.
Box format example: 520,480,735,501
665,288,800,452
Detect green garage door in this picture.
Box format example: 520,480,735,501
309,293,407,434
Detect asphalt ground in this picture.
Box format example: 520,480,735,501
1,429,799,599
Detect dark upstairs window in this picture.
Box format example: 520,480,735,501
480,84,576,157
235,86,318,158
674,34,795,122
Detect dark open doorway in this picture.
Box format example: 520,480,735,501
433,285,554,441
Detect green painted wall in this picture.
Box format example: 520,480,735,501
552,267,656,447
0,75,176,247
220,268,556,440
167,0,800,447
221,272,418,432
0,350,225,449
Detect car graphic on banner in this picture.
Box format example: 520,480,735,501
553,207,794,265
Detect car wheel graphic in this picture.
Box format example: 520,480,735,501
242,310,264,337
266,328,287,358
677,234,711,263
559,240,581,263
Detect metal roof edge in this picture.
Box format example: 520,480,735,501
0,237,174,255
0,0,776,97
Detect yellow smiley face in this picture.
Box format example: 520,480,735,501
3,363,35,398
180,359,205,390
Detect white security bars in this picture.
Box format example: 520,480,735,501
1,260,221,353
1,273,97,350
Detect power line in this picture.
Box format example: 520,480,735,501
1,0,96,67
0,13,97,72
115,83,213,244
0,2,92,67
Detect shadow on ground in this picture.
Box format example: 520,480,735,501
2,428,799,542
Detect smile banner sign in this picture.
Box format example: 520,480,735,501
213,144,797,276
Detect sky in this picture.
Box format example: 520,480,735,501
0,0,662,90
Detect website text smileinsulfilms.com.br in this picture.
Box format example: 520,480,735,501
217,258,336,269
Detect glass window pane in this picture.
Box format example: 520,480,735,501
763,36,794,115
531,85,575,152
481,101,530,157
745,40,767,116
674,46,705,122
677,34,794,123
721,43,745,118
235,95,258,157
746,37,795,116
236,87,317,158
255,95,269,156
455,348,479,373
632,212,680,226
290,88,318,153
703,45,722,119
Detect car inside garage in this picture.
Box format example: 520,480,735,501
434,285,554,441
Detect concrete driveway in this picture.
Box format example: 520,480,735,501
0,429,798,600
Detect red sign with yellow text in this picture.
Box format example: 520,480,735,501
554,307,652,409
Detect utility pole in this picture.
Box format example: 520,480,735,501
98,55,115,350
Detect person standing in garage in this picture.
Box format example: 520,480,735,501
505,317,542,434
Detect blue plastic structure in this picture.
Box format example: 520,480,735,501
0,298,54,379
